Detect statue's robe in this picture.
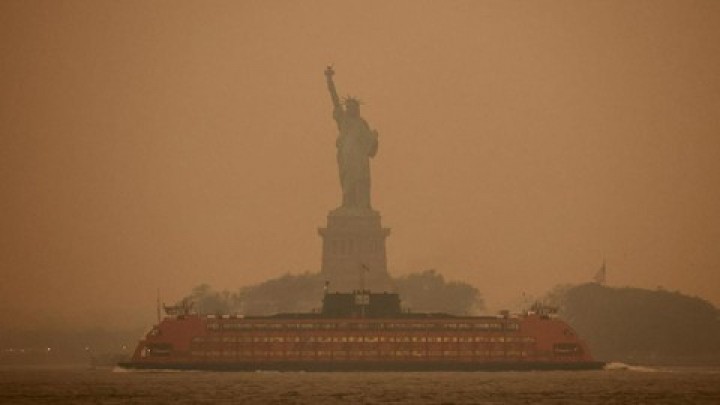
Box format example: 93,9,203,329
333,108,378,210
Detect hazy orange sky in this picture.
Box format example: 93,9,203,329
2,1,719,329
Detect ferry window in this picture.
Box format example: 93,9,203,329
147,343,172,356
222,337,237,342
505,323,520,331
206,323,220,331
224,323,251,330
444,323,457,329
553,343,581,355
457,323,471,329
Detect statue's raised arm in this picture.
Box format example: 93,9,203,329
325,66,342,111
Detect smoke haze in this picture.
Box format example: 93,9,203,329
1,1,719,331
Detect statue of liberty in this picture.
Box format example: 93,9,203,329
324,66,379,213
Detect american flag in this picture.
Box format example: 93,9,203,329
594,259,607,285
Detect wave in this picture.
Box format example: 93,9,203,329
111,366,200,373
603,362,662,373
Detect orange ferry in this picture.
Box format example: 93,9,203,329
119,290,603,371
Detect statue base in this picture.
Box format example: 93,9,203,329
318,207,392,292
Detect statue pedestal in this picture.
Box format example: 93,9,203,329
318,209,392,292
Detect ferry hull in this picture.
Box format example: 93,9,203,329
118,360,605,372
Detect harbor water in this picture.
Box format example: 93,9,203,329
1,364,718,404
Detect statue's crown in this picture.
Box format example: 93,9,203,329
343,96,363,107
